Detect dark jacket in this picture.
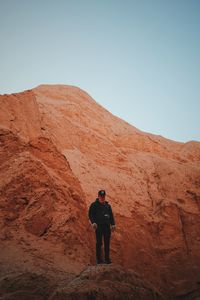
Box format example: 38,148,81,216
88,198,115,226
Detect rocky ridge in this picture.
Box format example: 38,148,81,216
0,85,200,299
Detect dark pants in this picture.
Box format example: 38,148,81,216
95,223,111,262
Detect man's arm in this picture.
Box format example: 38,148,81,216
109,205,115,225
88,203,96,224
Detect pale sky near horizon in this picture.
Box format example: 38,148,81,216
0,0,199,143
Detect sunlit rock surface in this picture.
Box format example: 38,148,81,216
0,85,200,299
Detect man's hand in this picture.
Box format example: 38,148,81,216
111,225,116,232
92,223,97,230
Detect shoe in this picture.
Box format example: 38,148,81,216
96,259,104,265
105,259,112,264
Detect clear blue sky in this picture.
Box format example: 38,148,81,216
0,0,199,142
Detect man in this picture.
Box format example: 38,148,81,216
88,190,116,264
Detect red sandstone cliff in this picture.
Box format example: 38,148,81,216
0,85,200,299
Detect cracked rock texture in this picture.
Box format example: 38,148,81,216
0,84,200,299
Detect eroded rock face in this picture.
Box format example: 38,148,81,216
0,128,93,275
0,85,200,299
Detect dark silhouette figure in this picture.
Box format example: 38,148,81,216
88,190,116,264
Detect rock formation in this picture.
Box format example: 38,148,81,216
0,265,163,300
0,85,200,299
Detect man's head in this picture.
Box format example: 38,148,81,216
98,190,106,203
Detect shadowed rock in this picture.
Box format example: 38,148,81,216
50,264,164,300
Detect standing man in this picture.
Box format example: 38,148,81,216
88,190,116,264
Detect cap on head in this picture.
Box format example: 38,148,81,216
98,190,106,197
